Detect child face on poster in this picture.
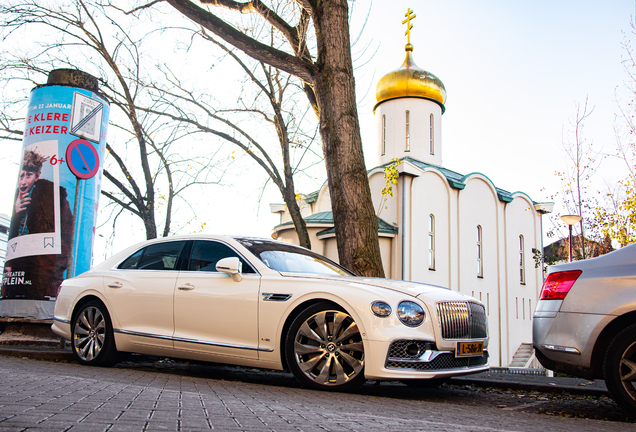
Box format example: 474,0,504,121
14,149,47,214
15,169,39,212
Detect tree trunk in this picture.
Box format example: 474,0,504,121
283,186,311,249
142,206,158,240
312,0,384,277
163,0,385,276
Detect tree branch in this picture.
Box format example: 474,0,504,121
166,0,315,82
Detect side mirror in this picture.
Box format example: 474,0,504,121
216,257,243,282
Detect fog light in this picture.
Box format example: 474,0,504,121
406,343,421,357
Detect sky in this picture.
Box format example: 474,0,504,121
1,0,635,261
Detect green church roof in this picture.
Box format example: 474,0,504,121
399,157,514,203
274,211,398,235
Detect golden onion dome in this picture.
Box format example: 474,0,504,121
374,43,446,113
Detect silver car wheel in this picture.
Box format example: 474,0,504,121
292,309,364,387
73,306,106,362
604,323,636,414
618,341,636,400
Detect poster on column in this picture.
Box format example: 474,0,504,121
0,84,109,319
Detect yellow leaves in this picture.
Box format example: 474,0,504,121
377,158,402,216
595,180,636,246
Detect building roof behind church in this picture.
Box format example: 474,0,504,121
304,191,319,203
315,213,398,236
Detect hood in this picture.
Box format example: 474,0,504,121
280,273,476,302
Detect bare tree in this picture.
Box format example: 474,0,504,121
141,28,322,249
139,0,385,276
0,0,225,240
594,32,636,247
549,99,600,259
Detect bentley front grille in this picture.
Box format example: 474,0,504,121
436,301,488,340
385,340,488,371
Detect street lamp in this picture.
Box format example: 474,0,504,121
560,214,583,262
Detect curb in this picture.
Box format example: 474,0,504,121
0,346,74,363
449,373,609,397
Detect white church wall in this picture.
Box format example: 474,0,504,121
410,171,452,288
378,236,393,277
279,208,292,225
315,184,331,213
458,175,502,366
275,226,323,253
298,197,313,218
504,195,542,364
376,98,443,167
321,236,339,263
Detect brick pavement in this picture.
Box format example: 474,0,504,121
0,357,634,432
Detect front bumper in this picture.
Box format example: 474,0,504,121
364,339,489,381
51,317,71,341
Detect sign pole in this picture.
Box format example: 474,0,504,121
66,177,80,278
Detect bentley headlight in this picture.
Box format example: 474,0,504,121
397,301,425,327
371,301,392,317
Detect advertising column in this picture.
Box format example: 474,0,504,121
0,69,109,319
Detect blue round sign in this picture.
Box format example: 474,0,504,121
66,139,100,179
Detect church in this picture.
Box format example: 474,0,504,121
270,12,552,368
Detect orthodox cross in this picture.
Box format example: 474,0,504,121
402,8,416,44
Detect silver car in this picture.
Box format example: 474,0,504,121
533,243,636,413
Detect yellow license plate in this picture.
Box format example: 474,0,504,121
456,341,484,358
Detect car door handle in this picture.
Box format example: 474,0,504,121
178,283,195,291
108,281,123,289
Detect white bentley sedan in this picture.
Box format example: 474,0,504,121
52,235,489,391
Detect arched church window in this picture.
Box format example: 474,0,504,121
429,113,434,155
405,110,410,151
519,235,526,284
382,114,386,156
428,214,435,270
477,225,483,278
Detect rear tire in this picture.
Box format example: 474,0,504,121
603,323,636,415
71,300,120,367
285,302,365,391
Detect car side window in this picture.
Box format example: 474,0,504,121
188,240,255,274
119,241,186,271
118,248,143,269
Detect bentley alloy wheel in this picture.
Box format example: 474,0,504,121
71,300,120,367
286,302,365,390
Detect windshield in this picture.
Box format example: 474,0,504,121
234,238,355,276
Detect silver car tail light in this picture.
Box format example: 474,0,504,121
436,301,487,340
539,270,582,300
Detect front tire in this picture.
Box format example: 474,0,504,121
71,300,120,367
603,323,636,414
285,302,365,391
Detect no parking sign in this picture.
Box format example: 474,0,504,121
66,139,100,180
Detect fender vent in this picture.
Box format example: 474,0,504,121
261,293,292,302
